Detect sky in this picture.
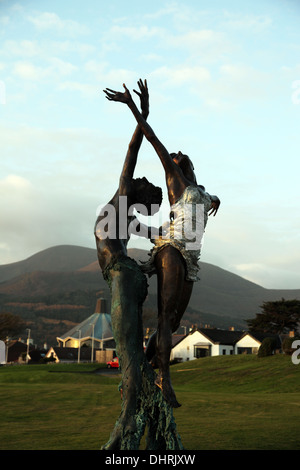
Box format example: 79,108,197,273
0,0,299,289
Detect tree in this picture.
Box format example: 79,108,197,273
282,336,300,355
0,312,27,340
258,337,277,357
246,299,300,334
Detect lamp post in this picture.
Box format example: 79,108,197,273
90,322,95,363
26,328,31,364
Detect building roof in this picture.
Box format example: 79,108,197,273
172,334,186,347
240,331,282,348
48,346,93,361
57,311,113,342
6,340,35,362
170,328,283,351
198,328,244,345
57,298,113,342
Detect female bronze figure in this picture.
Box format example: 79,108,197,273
104,80,220,409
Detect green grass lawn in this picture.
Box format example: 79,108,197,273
0,355,299,450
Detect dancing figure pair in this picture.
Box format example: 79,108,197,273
100,79,220,409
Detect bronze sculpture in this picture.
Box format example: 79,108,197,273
103,80,220,410
95,80,183,450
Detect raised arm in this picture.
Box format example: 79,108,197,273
104,81,187,204
113,80,149,188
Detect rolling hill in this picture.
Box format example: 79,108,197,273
0,245,299,346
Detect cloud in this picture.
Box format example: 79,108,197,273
0,175,36,259
0,168,94,265
205,64,270,106
0,15,9,26
27,11,89,36
167,29,236,63
0,121,167,264
222,11,273,32
50,40,96,57
150,65,211,87
109,25,163,40
12,61,45,81
201,202,300,289
57,81,98,98
1,39,41,57
83,60,137,88
12,57,77,81
0,174,32,190
148,61,270,113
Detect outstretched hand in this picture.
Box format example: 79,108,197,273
103,79,149,115
103,83,132,104
133,79,149,116
209,196,220,216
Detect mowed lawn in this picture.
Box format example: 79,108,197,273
0,354,299,450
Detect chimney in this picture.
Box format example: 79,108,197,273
95,297,107,314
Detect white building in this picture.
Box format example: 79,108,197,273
0,340,6,364
236,331,281,355
170,328,281,362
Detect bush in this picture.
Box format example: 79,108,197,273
42,355,56,363
258,337,276,357
282,336,300,355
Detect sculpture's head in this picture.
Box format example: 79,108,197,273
132,177,162,216
171,151,198,185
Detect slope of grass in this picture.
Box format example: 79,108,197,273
172,354,300,393
0,355,299,450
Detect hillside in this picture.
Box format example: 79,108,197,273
0,245,299,346
0,356,299,450
0,245,97,282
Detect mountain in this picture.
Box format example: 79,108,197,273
0,245,299,346
0,245,97,282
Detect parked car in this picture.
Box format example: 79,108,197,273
107,357,119,368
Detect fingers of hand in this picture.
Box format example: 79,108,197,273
103,90,116,100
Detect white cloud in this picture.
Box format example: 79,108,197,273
150,65,210,87
12,57,77,81
210,64,270,102
12,61,46,80
222,11,273,32
83,61,137,88
0,174,32,190
51,41,95,57
110,24,163,40
57,80,98,98
0,15,9,26
27,11,89,36
140,53,163,62
1,39,41,57
48,57,77,76
148,61,270,112
168,29,236,63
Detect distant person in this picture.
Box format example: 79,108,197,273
103,80,220,408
